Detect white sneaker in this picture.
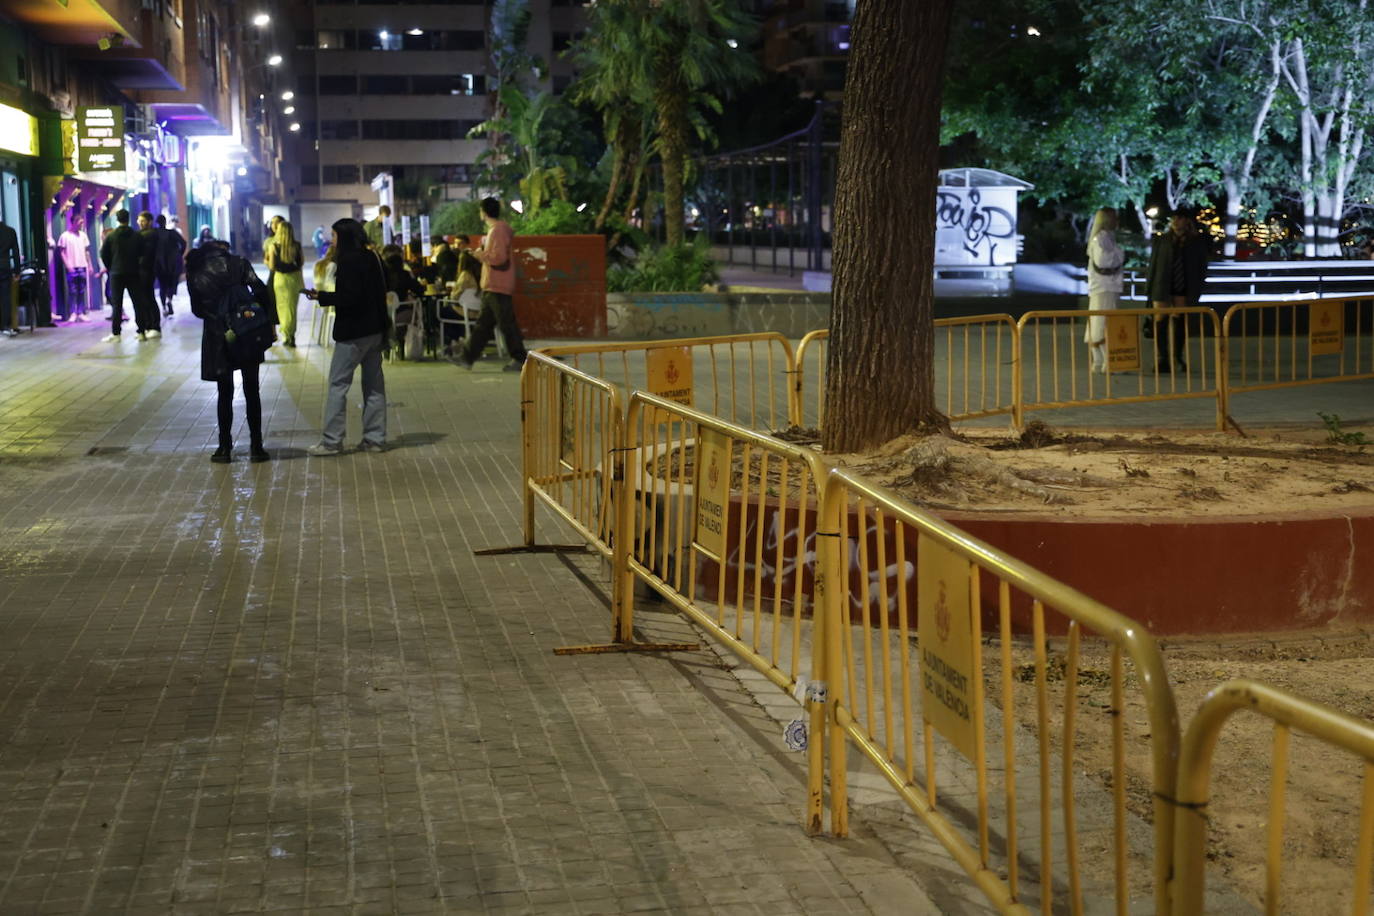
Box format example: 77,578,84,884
147,329,161,339
101,333,120,342
306,443,343,457
76,313,91,322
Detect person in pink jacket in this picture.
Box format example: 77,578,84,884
448,196,527,371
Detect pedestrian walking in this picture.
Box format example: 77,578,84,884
1146,208,1209,374
303,218,388,455
98,210,151,342
448,197,527,372
134,211,162,338
187,240,274,464
265,220,305,348
1083,207,1124,374
154,214,186,316
57,216,93,323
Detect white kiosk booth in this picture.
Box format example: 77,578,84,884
933,167,1032,296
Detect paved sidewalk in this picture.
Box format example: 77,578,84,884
0,300,949,914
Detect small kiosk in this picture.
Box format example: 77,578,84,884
933,167,1033,296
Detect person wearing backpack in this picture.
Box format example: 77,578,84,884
266,219,305,348
302,218,389,455
187,240,275,464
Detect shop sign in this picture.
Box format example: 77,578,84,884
1107,314,1141,372
419,215,431,257
401,215,411,246
1310,300,1343,356
647,346,693,407
0,102,39,157
692,428,731,559
76,107,126,172
918,536,980,762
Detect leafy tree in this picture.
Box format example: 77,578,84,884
825,0,956,452
567,0,759,247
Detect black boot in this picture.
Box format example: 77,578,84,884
211,442,232,463
250,441,271,463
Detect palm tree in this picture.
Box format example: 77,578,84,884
570,0,757,247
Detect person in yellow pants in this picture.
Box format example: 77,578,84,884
265,220,304,347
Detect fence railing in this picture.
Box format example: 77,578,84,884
541,333,797,434
1222,297,1374,411
612,390,833,831
1171,679,1374,915
1016,307,1225,429
817,468,1180,915
793,315,1019,431
520,352,622,557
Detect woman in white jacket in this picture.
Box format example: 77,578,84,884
1083,208,1125,373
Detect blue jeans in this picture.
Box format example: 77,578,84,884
322,332,386,448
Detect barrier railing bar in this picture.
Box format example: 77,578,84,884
1112,644,1128,915
1034,599,1053,916
1353,764,1374,916
1064,620,1085,914
1266,723,1290,914
999,580,1020,900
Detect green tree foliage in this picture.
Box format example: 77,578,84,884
567,0,759,247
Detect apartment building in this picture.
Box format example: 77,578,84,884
756,0,852,100
292,0,586,212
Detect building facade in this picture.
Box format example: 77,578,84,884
0,0,298,322
291,0,585,216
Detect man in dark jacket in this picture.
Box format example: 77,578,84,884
154,214,186,317
187,240,274,463
99,209,145,341
303,218,389,455
1146,209,1209,374
134,211,162,337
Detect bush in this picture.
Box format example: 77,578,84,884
513,199,594,236
607,236,718,293
429,200,484,238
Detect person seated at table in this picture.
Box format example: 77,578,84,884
381,244,425,347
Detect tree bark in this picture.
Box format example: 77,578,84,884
823,0,954,453
655,74,688,248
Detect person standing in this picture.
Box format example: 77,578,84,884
1083,207,1124,374
0,219,19,337
313,224,328,260
154,214,186,316
448,197,526,372
266,220,305,348
99,210,147,342
194,226,213,249
1146,209,1209,374
57,217,93,323
134,211,162,338
186,240,274,464
364,204,391,250
303,218,388,455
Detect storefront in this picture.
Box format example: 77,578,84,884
0,101,40,263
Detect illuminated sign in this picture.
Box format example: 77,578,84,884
0,103,40,157
76,107,126,172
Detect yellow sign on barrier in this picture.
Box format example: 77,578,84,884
918,537,979,761
693,428,730,558
1310,300,1343,356
1107,313,1142,372
647,346,694,406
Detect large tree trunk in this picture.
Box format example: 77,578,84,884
823,0,954,452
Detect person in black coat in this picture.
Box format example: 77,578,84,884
1146,210,1210,373
187,240,274,464
303,218,389,455
154,214,187,317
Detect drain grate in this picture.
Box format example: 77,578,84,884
87,446,129,456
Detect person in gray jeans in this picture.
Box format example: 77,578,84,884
303,218,388,455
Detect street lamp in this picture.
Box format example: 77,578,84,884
281,90,294,101
289,123,301,132
283,106,295,115
252,13,271,27
266,54,283,67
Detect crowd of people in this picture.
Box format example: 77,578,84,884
0,196,529,465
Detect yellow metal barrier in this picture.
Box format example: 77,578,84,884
1171,679,1374,915
818,467,1181,915
613,390,833,832
541,333,797,433
519,352,623,556
1221,297,1374,410
793,315,1019,430
794,329,829,429
1017,308,1225,430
